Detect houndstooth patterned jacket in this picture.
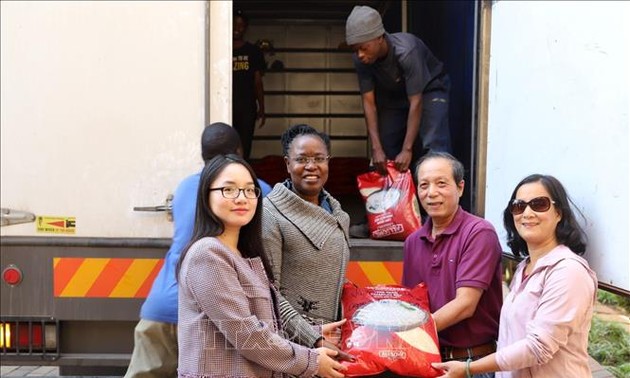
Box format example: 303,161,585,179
178,237,319,378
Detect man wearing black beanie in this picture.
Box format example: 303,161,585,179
346,5,451,175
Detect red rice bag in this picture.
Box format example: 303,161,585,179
340,283,442,377
356,161,421,241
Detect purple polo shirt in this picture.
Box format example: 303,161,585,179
402,207,503,348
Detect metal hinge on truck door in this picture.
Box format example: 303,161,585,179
133,194,174,221
0,208,36,227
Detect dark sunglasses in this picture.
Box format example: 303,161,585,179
509,196,555,215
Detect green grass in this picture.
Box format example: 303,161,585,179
609,364,630,378
589,317,630,378
598,290,630,313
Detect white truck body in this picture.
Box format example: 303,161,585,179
484,1,629,291
1,1,208,238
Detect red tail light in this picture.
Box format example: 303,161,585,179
0,322,56,351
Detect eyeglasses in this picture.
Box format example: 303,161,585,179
209,186,261,199
288,155,330,165
509,196,555,215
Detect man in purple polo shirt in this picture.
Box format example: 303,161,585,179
403,151,502,378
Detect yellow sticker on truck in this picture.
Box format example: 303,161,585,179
36,216,76,234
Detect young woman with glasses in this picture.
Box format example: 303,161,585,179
176,154,346,378
433,174,597,377
262,124,351,338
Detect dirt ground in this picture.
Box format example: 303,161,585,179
594,301,630,332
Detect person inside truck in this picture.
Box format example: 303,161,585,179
433,174,597,378
262,124,351,328
176,154,347,378
345,5,451,175
402,151,503,378
233,9,266,160
124,123,272,378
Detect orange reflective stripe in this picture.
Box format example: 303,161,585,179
53,258,164,298
134,259,164,298
109,259,160,298
346,261,372,288
61,258,110,297
53,257,85,296
358,261,396,285
346,261,403,287
383,261,403,284
85,258,133,297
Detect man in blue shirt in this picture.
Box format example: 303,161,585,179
125,123,271,378
346,5,451,175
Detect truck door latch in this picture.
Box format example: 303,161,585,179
133,194,174,221
1,208,36,227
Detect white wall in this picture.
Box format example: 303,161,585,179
1,1,206,237
484,1,630,290
208,0,232,124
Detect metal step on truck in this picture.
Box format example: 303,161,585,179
1,1,628,375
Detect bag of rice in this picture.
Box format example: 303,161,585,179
356,161,421,241
340,283,442,377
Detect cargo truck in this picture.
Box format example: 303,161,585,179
1,1,628,375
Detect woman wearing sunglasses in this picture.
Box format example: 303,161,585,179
176,154,346,378
434,174,597,377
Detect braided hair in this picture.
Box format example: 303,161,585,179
281,124,331,156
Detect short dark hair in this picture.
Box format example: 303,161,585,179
280,124,331,156
234,9,249,25
201,123,242,162
502,174,587,257
415,151,465,183
176,154,273,282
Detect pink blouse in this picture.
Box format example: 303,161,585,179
495,245,597,378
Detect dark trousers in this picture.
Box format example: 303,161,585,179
233,106,257,160
377,87,451,173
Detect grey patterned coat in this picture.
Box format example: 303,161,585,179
178,237,319,378
262,183,351,325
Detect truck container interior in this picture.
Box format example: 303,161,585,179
235,0,479,218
